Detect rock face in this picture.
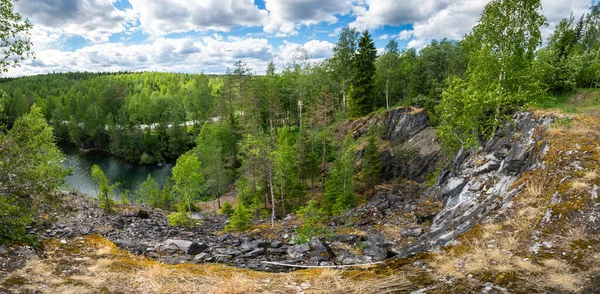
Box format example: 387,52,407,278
347,107,441,183
396,112,553,257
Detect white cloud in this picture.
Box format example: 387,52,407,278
392,0,594,49
4,36,336,77
378,34,389,40
350,0,452,31
128,0,266,35
277,40,335,66
16,0,133,43
263,0,353,36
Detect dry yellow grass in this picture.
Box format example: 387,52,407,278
0,235,414,294
584,170,598,181
571,181,590,191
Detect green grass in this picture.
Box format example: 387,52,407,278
532,88,600,113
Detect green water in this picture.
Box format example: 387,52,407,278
60,145,172,198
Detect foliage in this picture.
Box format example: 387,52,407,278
294,200,327,244
219,201,234,216
171,151,203,213
322,135,356,216
361,130,382,191
0,0,33,73
91,165,118,213
195,123,230,201
135,174,161,208
349,30,378,117
225,202,252,231
167,211,200,228
1,105,69,198
0,195,33,245
437,0,547,149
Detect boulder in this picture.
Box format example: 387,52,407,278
363,246,388,261
308,237,335,262
136,210,150,219
161,239,208,255
401,227,423,238
112,217,125,229
287,243,310,259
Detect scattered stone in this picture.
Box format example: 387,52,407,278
401,227,423,238
287,243,310,259
363,246,388,261
136,210,150,219
307,237,335,262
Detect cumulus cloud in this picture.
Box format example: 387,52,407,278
16,0,133,43
5,37,334,77
386,0,594,49
351,0,452,31
128,0,266,35
263,0,353,36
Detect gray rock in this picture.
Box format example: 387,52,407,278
333,234,362,244
441,177,467,200
161,239,207,255
363,246,388,261
113,217,125,229
308,237,335,262
243,247,266,258
365,234,394,248
193,252,211,263
270,240,284,248
287,243,310,259
401,227,423,238
136,210,150,219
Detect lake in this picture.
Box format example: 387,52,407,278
60,145,172,198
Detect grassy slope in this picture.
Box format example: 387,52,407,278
2,90,600,293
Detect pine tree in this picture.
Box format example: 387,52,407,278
136,174,161,208
361,131,382,192
226,203,252,231
349,30,378,117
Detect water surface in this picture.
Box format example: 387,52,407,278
61,145,172,198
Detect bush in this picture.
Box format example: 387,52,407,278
0,196,34,245
167,212,201,228
176,200,201,213
219,201,234,215
294,200,327,244
225,203,251,231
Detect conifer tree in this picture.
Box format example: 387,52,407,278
226,203,252,231
349,30,378,117
361,131,382,192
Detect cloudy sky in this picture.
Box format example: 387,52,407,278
4,0,596,77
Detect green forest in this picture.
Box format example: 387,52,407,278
1,0,600,242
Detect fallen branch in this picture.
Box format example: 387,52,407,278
260,261,383,269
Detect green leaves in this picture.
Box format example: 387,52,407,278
349,30,378,117
437,0,547,150
0,105,68,243
323,135,356,216
172,151,203,213
0,0,33,73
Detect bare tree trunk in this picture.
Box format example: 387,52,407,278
269,166,275,228
386,72,390,109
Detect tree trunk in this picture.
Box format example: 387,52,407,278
386,71,390,109
269,166,275,228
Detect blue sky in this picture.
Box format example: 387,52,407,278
5,0,596,77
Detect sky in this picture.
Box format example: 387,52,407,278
4,0,597,77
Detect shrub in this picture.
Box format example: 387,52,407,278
0,196,34,245
225,203,251,231
219,201,234,216
294,200,327,244
167,212,201,228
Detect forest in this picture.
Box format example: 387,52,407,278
1,0,600,241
